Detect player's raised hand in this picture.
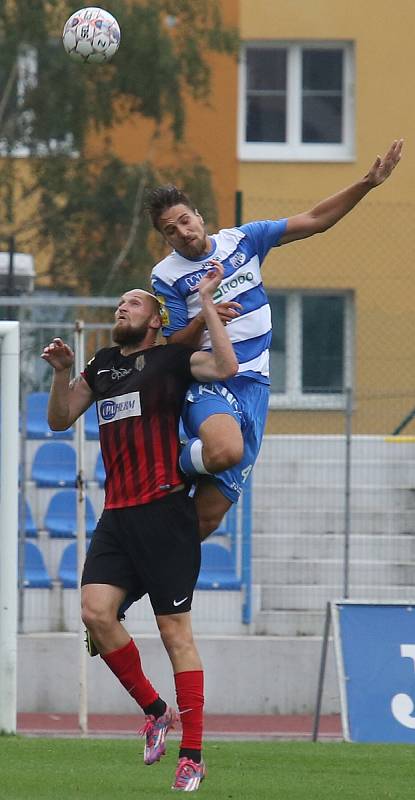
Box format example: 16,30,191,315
198,259,225,297
41,338,74,371
367,138,404,187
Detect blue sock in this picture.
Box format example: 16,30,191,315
179,438,211,477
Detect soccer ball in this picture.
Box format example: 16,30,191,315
62,7,121,63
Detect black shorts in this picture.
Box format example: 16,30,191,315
81,490,200,616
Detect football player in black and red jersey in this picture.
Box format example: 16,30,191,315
42,261,237,792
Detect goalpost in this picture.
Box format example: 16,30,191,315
0,321,20,734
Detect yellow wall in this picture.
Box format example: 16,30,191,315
239,0,415,434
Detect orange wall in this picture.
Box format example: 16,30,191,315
90,0,239,228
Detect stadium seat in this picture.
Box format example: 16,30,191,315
20,497,37,538
196,542,241,590
94,451,106,486
85,404,99,440
24,542,52,588
44,489,97,538
26,392,74,440
31,442,77,488
58,541,88,588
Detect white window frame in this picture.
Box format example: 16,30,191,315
268,290,355,410
238,40,355,162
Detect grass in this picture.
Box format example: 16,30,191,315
0,737,414,799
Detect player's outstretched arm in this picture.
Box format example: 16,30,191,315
190,261,239,382
280,138,404,245
41,337,94,430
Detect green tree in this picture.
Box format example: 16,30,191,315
0,0,238,294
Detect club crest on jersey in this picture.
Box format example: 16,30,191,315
97,391,141,425
229,251,246,269
134,354,145,372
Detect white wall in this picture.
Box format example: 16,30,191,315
18,632,339,715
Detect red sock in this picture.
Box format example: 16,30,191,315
101,638,159,710
174,670,204,751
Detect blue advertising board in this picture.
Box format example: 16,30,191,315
332,602,415,743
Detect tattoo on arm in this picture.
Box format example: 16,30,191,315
69,375,83,390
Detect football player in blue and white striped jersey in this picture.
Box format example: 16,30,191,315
149,139,403,539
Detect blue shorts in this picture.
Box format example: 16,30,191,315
181,376,269,503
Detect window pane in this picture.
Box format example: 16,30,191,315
302,296,344,393
302,96,342,143
0,59,18,142
301,49,343,144
269,295,286,393
246,48,286,91
246,95,286,142
245,47,287,143
302,50,343,91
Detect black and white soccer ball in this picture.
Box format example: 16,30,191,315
62,7,121,63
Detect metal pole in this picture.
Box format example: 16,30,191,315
74,320,88,735
241,476,252,625
17,381,28,633
17,304,27,635
235,190,243,227
343,387,353,599
7,236,15,295
0,322,20,734
312,601,331,741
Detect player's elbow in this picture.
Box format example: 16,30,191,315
48,416,71,431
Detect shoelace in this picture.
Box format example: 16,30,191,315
175,759,200,787
138,716,156,741
138,711,176,740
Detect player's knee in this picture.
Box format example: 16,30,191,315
158,617,194,656
81,601,113,634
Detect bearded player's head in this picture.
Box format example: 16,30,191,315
113,289,162,350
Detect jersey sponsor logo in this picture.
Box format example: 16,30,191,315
229,251,246,269
97,391,141,425
212,270,254,302
184,269,209,292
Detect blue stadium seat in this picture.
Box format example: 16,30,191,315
20,497,37,538
31,442,77,488
26,392,74,439
94,451,105,487
196,542,241,590
24,542,52,588
85,404,99,440
58,541,84,588
44,490,97,538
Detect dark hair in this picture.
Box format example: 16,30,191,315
146,184,196,231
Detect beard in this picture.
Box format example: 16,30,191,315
112,320,149,348
179,237,207,259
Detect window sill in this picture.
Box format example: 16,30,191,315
238,146,355,163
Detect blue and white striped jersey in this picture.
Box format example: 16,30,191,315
151,219,287,384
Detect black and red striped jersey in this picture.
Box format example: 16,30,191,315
82,344,194,508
